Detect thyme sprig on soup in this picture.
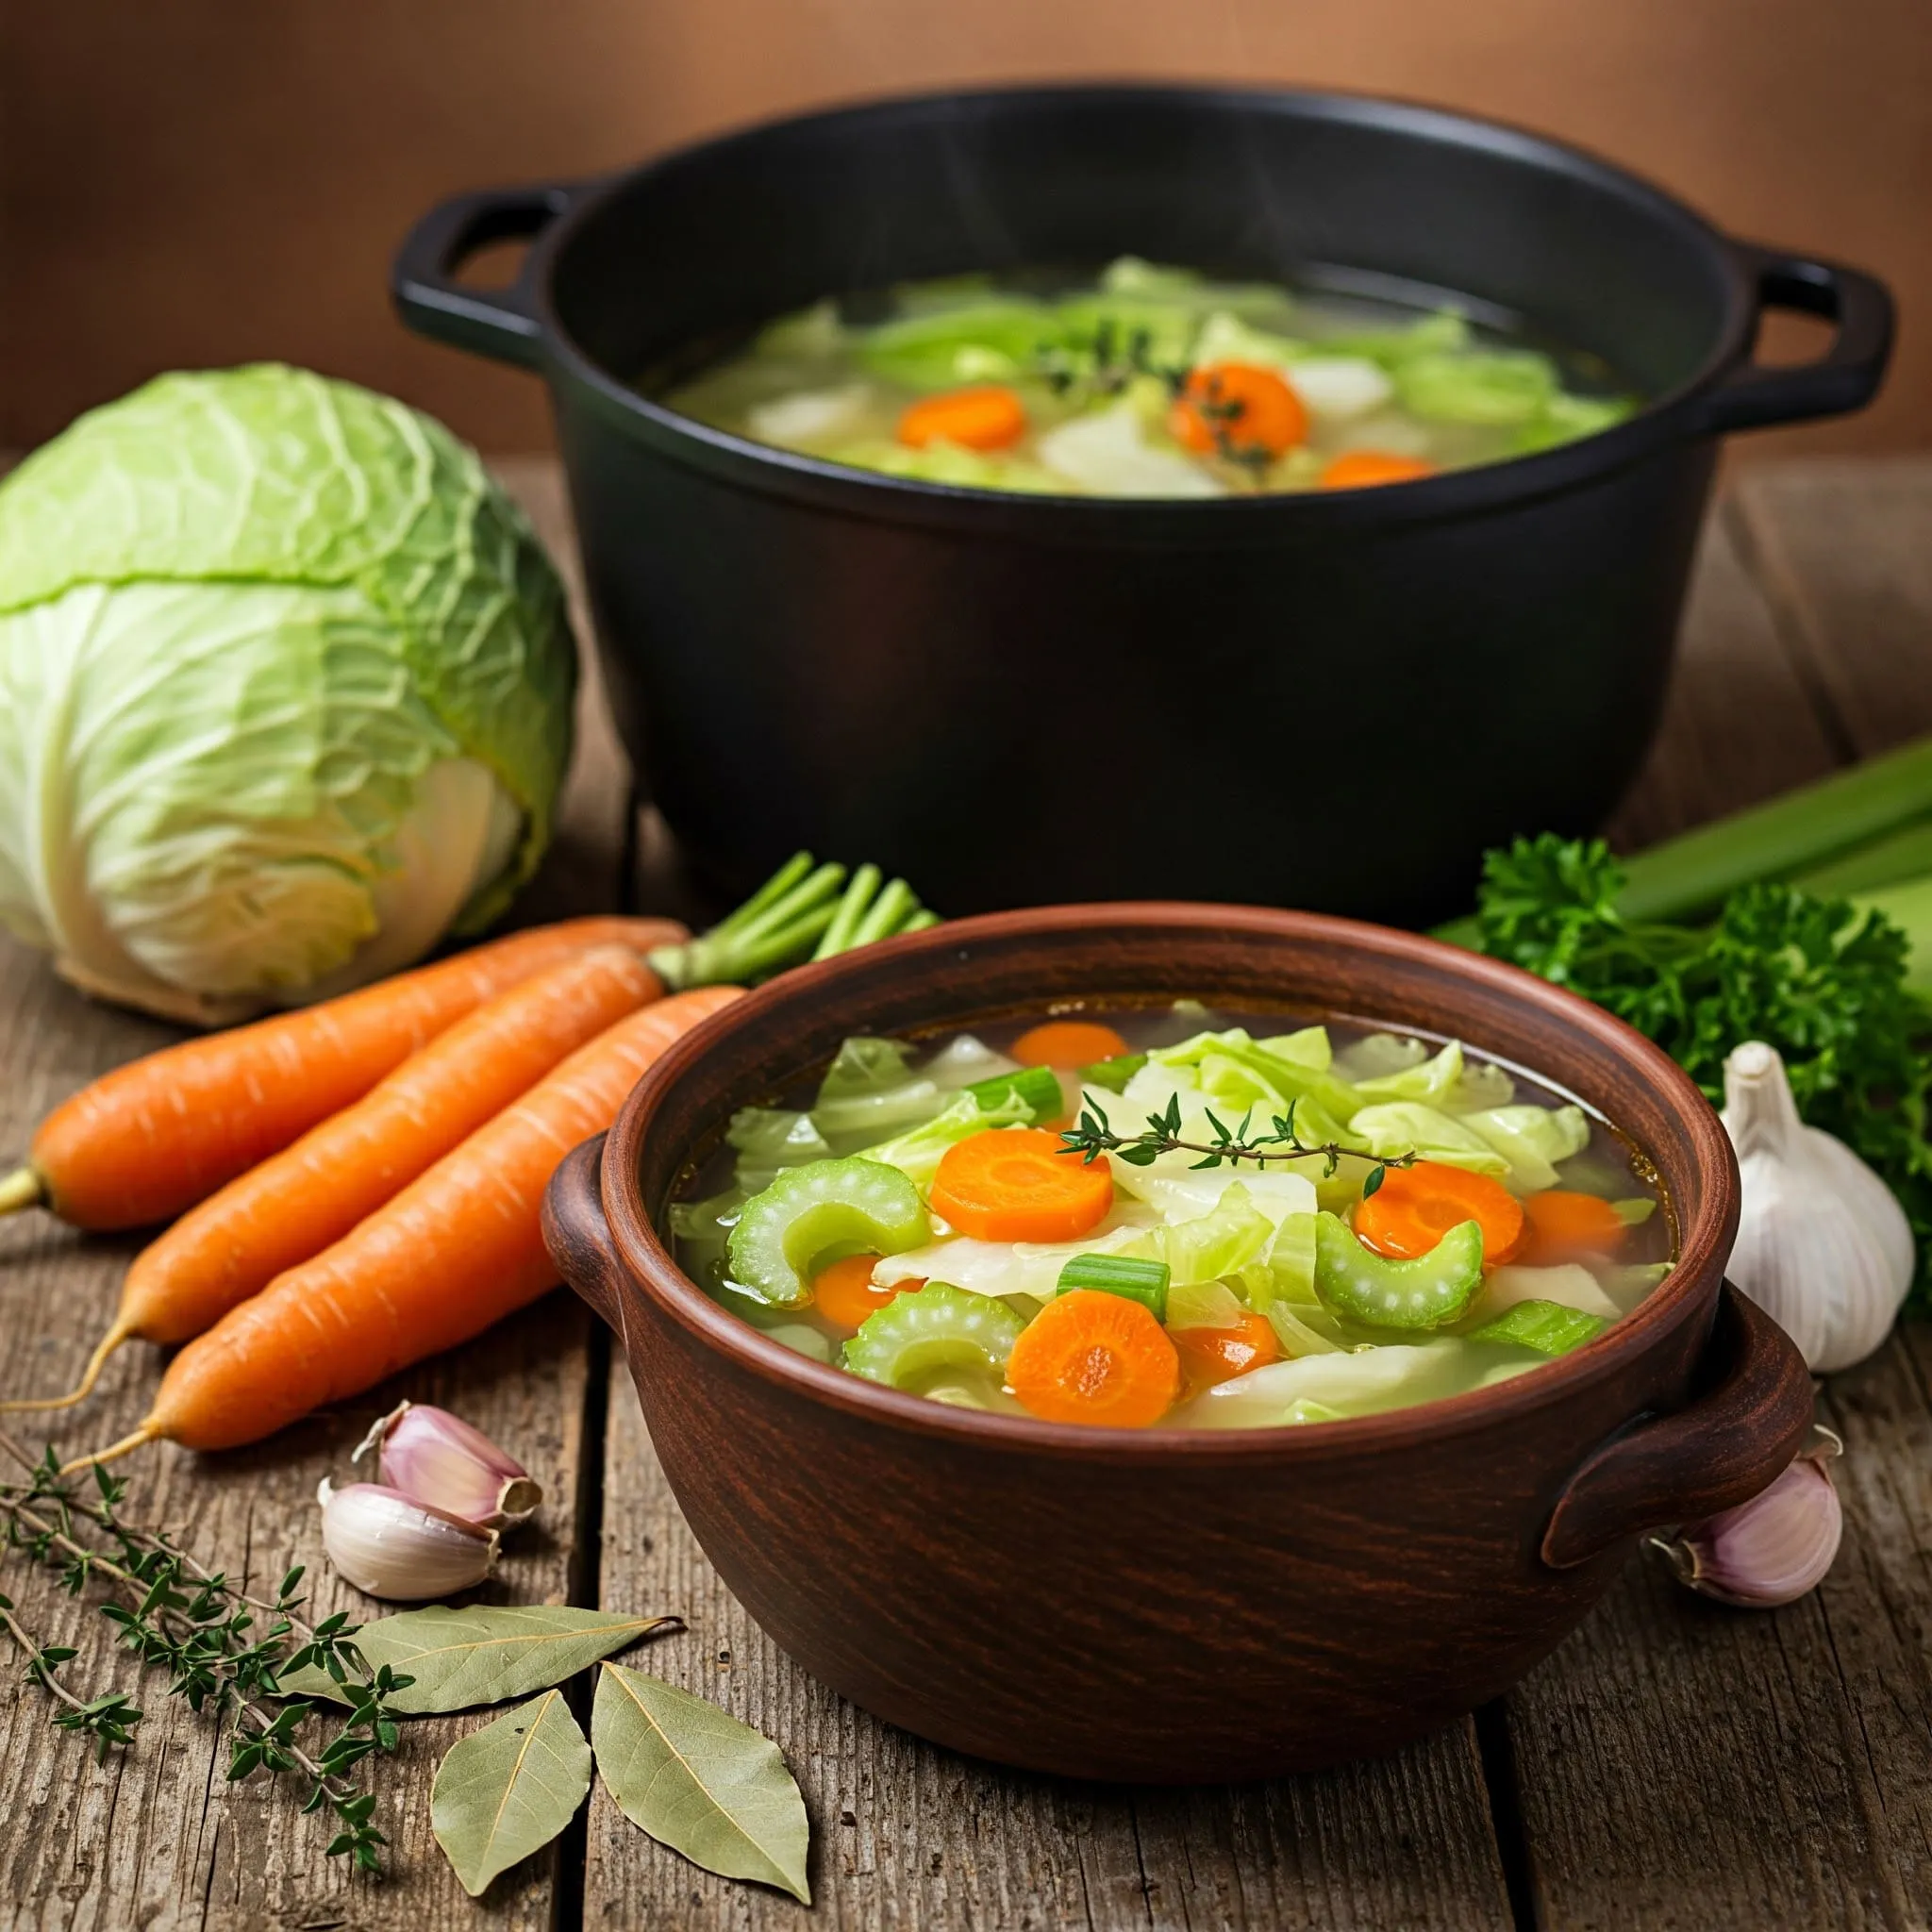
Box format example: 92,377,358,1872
657,256,1634,498
670,1006,1672,1430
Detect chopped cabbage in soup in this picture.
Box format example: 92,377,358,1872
668,1006,1673,1431
656,257,1636,498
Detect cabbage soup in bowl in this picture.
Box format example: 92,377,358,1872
672,1005,1674,1431
542,904,1807,1779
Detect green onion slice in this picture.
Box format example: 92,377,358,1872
1056,1253,1172,1320
961,1063,1063,1124
1077,1053,1148,1094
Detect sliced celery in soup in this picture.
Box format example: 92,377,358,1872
655,256,1637,499
669,1005,1674,1432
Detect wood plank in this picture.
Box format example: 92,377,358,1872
1728,457,1932,758
1499,473,1932,1928
582,1357,1517,1930
0,458,634,1927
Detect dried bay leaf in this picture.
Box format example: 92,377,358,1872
280,1605,676,1713
591,1661,811,1902
431,1690,592,1897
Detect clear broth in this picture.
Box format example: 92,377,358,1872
654,258,1636,498
670,1004,1674,1431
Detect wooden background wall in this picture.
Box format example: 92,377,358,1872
4,0,1927,458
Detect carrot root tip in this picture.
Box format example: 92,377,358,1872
0,1165,43,1216
58,1421,159,1476
0,1322,131,1416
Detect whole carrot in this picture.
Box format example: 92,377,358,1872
80,987,741,1459
0,916,686,1231
2,944,662,1416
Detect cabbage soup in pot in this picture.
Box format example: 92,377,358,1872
656,256,1635,498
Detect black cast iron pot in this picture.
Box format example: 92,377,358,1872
395,85,1891,924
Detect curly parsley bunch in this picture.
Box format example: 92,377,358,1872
1473,834,1932,1299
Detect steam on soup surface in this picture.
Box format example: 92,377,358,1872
658,257,1635,498
670,1006,1673,1431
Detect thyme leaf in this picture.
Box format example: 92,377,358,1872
1058,1092,1415,1187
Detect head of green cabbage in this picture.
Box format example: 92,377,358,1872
0,365,576,1024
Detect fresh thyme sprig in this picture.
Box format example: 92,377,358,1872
0,1428,407,1874
1059,1092,1415,1194
1185,372,1278,475
0,1588,142,1761
1036,319,1190,406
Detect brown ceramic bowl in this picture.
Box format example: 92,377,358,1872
542,906,1810,1781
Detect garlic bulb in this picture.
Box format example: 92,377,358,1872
354,1400,542,1526
1721,1041,1913,1373
316,1479,499,1601
1654,1428,1843,1607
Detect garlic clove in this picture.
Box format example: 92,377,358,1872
353,1400,542,1526
1721,1041,1914,1374
1654,1429,1843,1608
317,1478,500,1602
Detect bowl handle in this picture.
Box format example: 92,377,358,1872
541,1132,626,1336
1541,1281,1812,1570
391,182,579,369
1698,242,1894,434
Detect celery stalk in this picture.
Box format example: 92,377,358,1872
811,864,883,960
647,851,937,988
1615,735,1932,922
1790,818,1932,897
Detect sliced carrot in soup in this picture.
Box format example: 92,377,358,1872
1010,1020,1130,1068
929,1128,1114,1243
898,386,1028,452
1007,1290,1180,1427
1354,1159,1525,1267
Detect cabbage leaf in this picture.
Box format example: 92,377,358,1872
1191,310,1309,369
1175,1341,1474,1427
1356,1039,1514,1113
1151,1027,1368,1124
1514,391,1636,454
1397,348,1557,425
1319,310,1470,368
873,1218,1152,1300
1460,1103,1591,1191
860,1091,1035,1187
1348,1102,1512,1176
1124,1181,1278,1290
811,1038,946,1141
856,301,1065,388
727,1108,835,1193
1035,403,1224,498
1475,1263,1622,1323
923,1035,1021,1089
827,439,1067,494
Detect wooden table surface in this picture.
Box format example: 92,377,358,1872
4,456,1930,1932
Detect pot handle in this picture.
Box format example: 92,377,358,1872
1541,1281,1812,1570
1697,242,1894,435
541,1132,626,1336
391,183,579,369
